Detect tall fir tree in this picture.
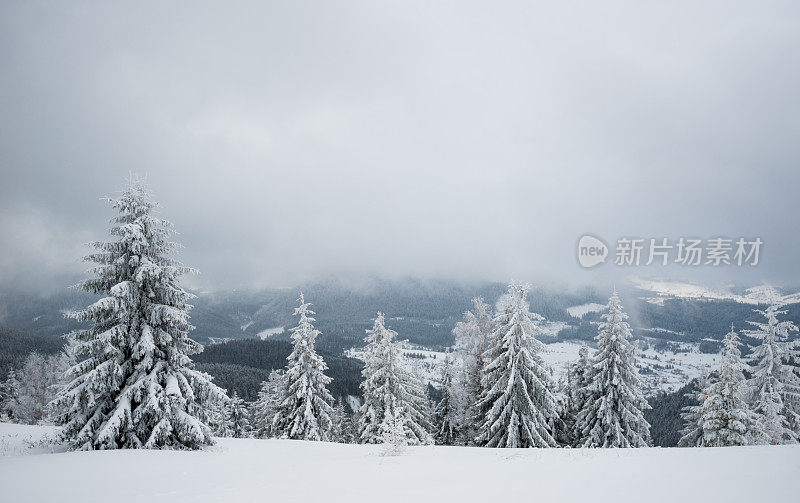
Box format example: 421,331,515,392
563,344,592,446
745,300,800,444
207,396,233,437
358,313,432,445
679,326,753,446
453,298,495,443
331,397,355,443
52,179,224,450
576,291,651,448
226,391,251,438
380,396,408,456
476,282,558,448
250,369,285,438
272,294,335,441
677,375,711,447
432,355,467,445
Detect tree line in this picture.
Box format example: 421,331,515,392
2,178,799,451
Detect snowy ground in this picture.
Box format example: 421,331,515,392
0,422,64,457
256,326,285,339
1,423,798,503
631,278,800,305
566,302,606,318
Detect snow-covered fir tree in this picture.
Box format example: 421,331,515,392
358,312,432,445
208,396,233,437
452,297,495,442
677,375,711,447
432,354,467,445
576,291,651,448
380,396,408,456
563,344,592,446
476,282,558,448
226,392,251,438
272,294,335,441
1,351,71,425
679,326,753,447
745,300,800,444
250,369,285,438
52,179,225,450
0,371,15,422
331,397,354,443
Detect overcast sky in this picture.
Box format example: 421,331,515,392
1,1,799,293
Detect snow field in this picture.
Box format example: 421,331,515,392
1,423,798,503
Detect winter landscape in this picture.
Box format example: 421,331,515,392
2,2,800,502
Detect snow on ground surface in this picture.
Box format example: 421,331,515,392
1,423,797,503
207,337,234,345
566,302,606,318
538,320,570,338
256,325,284,339
631,278,800,305
349,339,718,394
0,422,64,457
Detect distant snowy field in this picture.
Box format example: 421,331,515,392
1,423,798,503
348,339,717,394
566,302,606,318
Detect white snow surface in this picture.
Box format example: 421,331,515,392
566,303,606,318
632,278,800,305
0,422,64,457
350,339,719,394
256,326,285,339
1,423,797,503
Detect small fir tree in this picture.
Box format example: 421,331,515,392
272,294,335,441
250,369,285,438
576,291,651,448
358,313,432,445
476,282,559,448
745,300,800,444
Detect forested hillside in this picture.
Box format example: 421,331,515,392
193,339,363,400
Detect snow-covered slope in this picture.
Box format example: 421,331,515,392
1,423,797,503
632,278,800,305
566,303,606,318
349,339,718,394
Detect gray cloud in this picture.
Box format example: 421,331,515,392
1,1,799,293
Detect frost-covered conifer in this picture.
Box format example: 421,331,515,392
380,397,408,456
330,398,350,443
745,300,800,444
701,326,753,446
432,355,466,445
453,298,495,441
208,396,233,437
679,327,752,447
227,392,251,438
677,376,710,447
2,351,71,425
250,369,285,438
52,179,225,450
576,291,651,448
272,294,335,441
476,282,558,448
358,313,432,445
564,344,592,446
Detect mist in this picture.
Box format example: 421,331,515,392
2,1,799,294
